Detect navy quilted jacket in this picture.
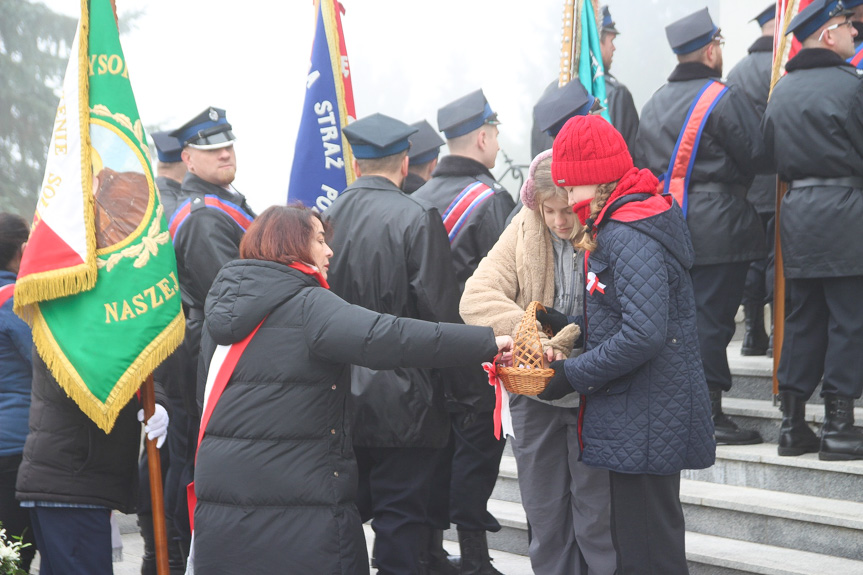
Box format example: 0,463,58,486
563,168,715,475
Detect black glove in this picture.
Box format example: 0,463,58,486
535,306,570,336
537,360,573,401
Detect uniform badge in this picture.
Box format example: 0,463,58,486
587,271,606,295
208,108,219,121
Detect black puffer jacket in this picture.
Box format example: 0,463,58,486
193,260,497,574
16,354,166,513
325,175,464,447
635,62,769,265
762,49,863,278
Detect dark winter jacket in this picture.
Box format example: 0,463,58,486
155,175,186,224
0,272,32,456
635,62,769,265
727,36,777,214
562,168,715,475
605,73,640,152
172,173,255,417
193,260,496,574
762,48,863,278
403,171,427,194
16,354,167,513
324,175,463,448
414,156,515,413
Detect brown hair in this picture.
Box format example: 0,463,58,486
356,150,407,176
0,212,29,271
239,203,329,266
575,181,618,252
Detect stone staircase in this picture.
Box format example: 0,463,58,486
448,339,863,574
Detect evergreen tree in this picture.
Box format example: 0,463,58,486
0,1,75,218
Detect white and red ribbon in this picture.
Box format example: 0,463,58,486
587,271,606,295
482,359,514,440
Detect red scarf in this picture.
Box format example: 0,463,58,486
571,198,593,226
288,261,329,289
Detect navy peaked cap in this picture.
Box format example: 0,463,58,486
344,113,417,160
601,6,620,34
666,8,721,54
534,81,596,137
408,120,445,165
787,0,853,41
151,131,183,163
171,107,235,150
753,4,777,27
437,89,499,139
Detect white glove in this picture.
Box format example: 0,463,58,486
137,404,169,449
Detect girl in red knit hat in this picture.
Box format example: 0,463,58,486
538,114,715,574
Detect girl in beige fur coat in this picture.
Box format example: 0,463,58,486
460,150,616,575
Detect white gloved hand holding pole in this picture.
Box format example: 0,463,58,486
137,404,169,449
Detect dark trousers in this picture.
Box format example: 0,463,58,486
427,411,505,532
742,212,775,306
778,276,863,400
690,263,750,392
0,453,36,571
30,506,112,575
164,394,193,555
609,471,688,575
356,446,440,575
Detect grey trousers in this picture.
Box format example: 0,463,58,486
509,395,617,575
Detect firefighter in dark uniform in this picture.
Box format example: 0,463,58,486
762,0,863,460
324,113,464,575
136,131,188,574
167,107,256,558
727,4,778,357
404,120,445,194
635,7,768,445
413,90,514,575
599,5,640,151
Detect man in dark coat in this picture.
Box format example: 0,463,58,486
727,4,777,357
165,107,256,558
600,5,640,151
635,7,768,445
324,113,465,575
404,120,444,194
413,90,514,575
762,0,863,460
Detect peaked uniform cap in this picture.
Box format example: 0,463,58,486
408,120,445,165
753,4,777,27
171,107,236,150
151,131,183,163
601,6,620,34
534,81,596,136
786,0,853,41
437,89,499,139
343,113,418,160
665,8,721,54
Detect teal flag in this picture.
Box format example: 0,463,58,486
577,0,610,123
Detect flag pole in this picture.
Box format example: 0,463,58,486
143,375,170,575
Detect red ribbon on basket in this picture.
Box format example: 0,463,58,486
482,356,504,440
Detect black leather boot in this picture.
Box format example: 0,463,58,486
427,529,459,575
777,392,819,456
710,387,763,445
457,530,502,575
741,303,769,356
139,513,157,575
820,395,863,461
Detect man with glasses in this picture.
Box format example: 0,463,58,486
413,89,514,575
635,7,769,446
762,0,863,461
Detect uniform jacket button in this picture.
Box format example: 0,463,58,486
331,385,337,390
333,471,339,477
331,429,336,435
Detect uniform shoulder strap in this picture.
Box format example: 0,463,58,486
168,192,254,239
441,181,495,243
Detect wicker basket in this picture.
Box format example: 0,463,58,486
497,301,556,395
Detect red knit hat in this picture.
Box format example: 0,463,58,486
551,115,633,187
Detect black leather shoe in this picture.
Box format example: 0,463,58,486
741,303,769,356
458,530,502,575
820,395,863,461
777,392,819,456
710,388,763,445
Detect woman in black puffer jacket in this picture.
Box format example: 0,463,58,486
192,205,510,575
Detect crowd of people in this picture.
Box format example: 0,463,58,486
2,0,863,574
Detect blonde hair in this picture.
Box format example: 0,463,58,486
575,181,618,252
532,156,585,243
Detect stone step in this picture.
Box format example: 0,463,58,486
722,397,863,444
681,479,863,561
683,442,863,503
490,454,520,504
449,499,863,574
